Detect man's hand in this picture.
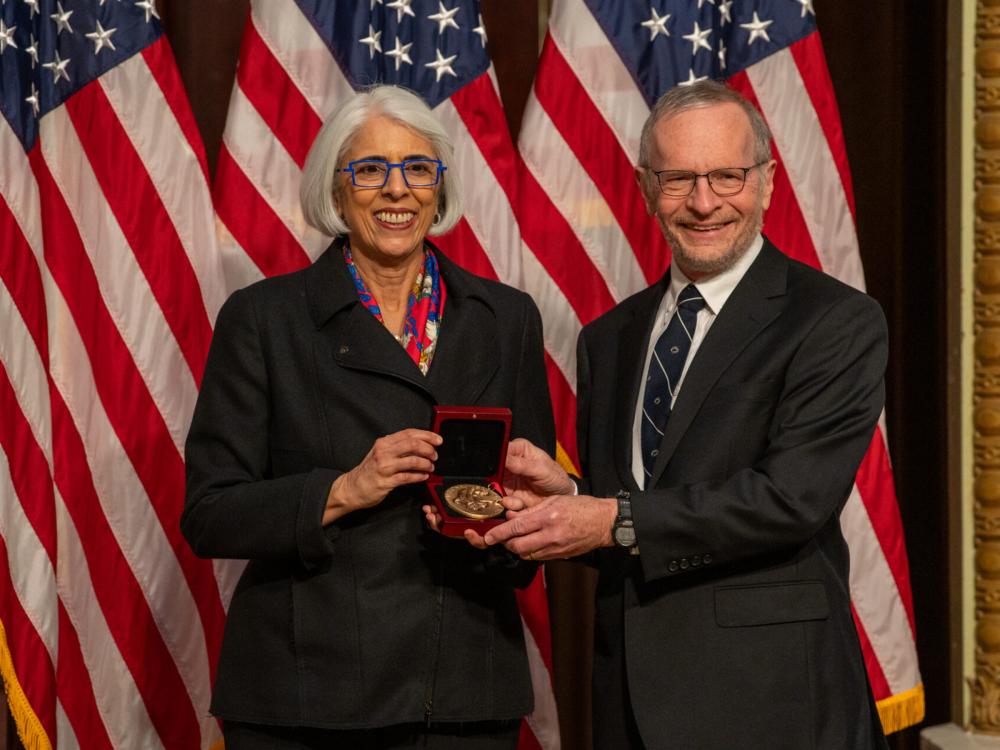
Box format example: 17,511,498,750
421,504,488,549
484,494,617,560
503,438,576,509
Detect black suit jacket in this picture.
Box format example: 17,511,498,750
182,239,554,728
577,239,889,750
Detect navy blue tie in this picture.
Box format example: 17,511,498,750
640,284,706,481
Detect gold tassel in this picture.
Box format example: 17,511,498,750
877,683,926,735
0,617,53,750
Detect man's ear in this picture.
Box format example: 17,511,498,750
635,167,656,216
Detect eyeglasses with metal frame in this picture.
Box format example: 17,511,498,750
650,161,768,198
339,158,447,189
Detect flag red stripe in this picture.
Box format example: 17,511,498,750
531,38,669,285
450,76,616,324
431,217,500,281
855,427,916,633
51,384,204,744
448,75,521,205
56,603,114,750
29,148,226,666
214,145,313,277
65,83,213,385
0,196,48,366
237,18,322,168
0,538,56,742
515,577,554,670
852,604,892,700
0,367,56,563
517,722,545,750
788,34,857,217
544,354,579,471
726,74,824,270
141,39,211,184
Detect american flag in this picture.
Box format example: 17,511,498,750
0,0,231,748
213,2,559,749
517,0,924,733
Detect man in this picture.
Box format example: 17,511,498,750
486,80,889,749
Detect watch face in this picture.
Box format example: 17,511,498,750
614,525,636,547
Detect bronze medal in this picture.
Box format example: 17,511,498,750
443,483,504,519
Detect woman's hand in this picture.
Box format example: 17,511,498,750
324,429,442,525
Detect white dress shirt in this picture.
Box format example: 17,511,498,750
631,235,764,488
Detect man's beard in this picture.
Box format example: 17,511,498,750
661,192,766,278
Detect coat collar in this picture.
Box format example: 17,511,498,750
646,237,789,485
304,237,501,405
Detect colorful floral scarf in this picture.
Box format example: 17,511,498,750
344,242,446,376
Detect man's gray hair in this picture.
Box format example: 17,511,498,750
300,85,462,237
637,80,773,169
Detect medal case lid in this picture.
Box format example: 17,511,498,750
427,406,512,537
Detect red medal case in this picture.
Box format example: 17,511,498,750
427,406,512,537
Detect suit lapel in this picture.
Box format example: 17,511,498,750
614,280,669,491
647,241,789,485
306,239,434,399
304,240,499,406
423,259,499,405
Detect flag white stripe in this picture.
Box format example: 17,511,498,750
520,101,645,301
521,617,561,750
252,0,352,121
55,701,79,750
0,277,52,469
746,52,865,291
520,249,580,392
222,88,329,261
547,0,648,163
44,291,213,728
99,55,227,320
433,97,523,287
54,488,165,750
214,194,267,294
0,123,44,265
0,449,57,663
39,108,197,455
841,486,920,692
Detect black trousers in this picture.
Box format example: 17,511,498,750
223,719,521,750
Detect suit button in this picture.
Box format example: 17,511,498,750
691,555,702,567
668,560,679,572
679,558,689,570
653,397,661,405
339,345,350,354
650,449,659,457
703,553,712,564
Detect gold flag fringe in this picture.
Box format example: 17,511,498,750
877,683,925,735
0,617,52,750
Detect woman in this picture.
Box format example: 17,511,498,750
182,85,554,749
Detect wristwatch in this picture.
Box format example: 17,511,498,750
612,490,639,554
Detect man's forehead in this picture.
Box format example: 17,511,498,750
650,103,756,163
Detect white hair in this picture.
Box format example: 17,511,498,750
300,85,462,237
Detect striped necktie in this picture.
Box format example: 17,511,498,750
640,284,706,482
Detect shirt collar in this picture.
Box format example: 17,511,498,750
668,234,764,315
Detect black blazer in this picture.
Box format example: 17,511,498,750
577,239,889,750
182,239,554,728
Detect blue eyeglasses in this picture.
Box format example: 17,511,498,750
339,158,447,188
